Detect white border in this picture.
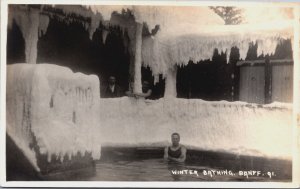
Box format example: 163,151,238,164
292,3,300,187
0,0,299,188
0,0,7,186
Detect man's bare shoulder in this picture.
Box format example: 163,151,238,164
180,145,187,151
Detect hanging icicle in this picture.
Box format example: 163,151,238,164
88,12,101,40
13,8,40,64
142,26,292,77
154,74,159,85
38,14,50,37
102,30,109,44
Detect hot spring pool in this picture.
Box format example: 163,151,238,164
39,147,292,182
87,159,269,181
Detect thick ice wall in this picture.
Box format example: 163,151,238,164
100,97,292,160
6,64,101,171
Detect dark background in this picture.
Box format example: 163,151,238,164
7,16,293,101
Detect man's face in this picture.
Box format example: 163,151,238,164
109,77,116,85
171,134,180,146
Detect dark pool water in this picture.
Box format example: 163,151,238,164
6,141,292,182
84,159,284,181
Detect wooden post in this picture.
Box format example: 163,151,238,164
13,8,50,64
264,56,272,104
16,9,40,64
164,65,178,98
133,23,143,94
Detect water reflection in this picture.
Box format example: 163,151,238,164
39,158,290,181
167,162,185,181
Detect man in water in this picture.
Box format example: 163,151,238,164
164,133,187,163
104,76,122,98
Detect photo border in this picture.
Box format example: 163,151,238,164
0,0,299,188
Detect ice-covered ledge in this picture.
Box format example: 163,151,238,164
100,97,292,160
6,64,102,171
6,64,293,173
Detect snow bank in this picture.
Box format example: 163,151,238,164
99,97,293,160
6,64,101,171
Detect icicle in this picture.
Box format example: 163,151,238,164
88,13,101,40
13,9,40,64
38,14,50,37
154,74,159,85
12,8,52,63
102,30,109,44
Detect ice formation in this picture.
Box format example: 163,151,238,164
9,5,294,84
88,12,102,40
88,5,294,76
8,5,102,63
11,9,40,64
6,5,296,171
8,7,50,64
6,64,101,171
38,14,50,37
133,23,143,93
6,64,293,173
142,21,293,76
99,97,293,160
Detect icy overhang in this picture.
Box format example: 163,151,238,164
7,4,295,71
90,5,294,75
142,20,293,75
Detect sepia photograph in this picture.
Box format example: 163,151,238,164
1,0,300,188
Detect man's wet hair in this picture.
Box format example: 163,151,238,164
171,132,180,138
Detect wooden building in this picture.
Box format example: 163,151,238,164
237,59,293,104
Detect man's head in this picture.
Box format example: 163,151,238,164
171,132,180,147
109,76,116,85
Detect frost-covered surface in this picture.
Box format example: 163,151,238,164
10,9,40,64
89,5,294,75
142,21,293,76
6,64,101,171
133,23,143,94
8,7,50,64
100,97,293,160
6,63,293,172
8,5,294,72
43,5,102,40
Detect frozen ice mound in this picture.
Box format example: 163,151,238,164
6,63,102,171
100,97,293,160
